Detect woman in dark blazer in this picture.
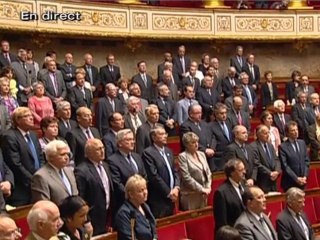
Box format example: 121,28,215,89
285,70,301,106
261,71,279,109
115,174,157,240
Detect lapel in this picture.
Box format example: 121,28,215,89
185,151,203,171
257,142,274,169
235,143,247,161
246,212,270,240
77,127,88,143
16,130,34,159
226,180,244,205
47,164,70,195
119,151,135,175
125,113,135,131
87,161,104,191
216,121,229,141
285,208,307,240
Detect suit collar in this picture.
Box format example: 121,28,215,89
284,207,308,239
245,211,274,240
46,164,73,195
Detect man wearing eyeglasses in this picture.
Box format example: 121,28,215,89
0,215,22,240
31,140,78,205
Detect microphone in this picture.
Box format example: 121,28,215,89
130,210,136,240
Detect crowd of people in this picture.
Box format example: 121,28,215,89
0,40,318,239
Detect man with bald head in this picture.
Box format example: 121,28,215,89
228,96,251,132
81,53,100,95
222,67,240,99
0,215,22,240
59,52,76,89
75,138,113,236
26,200,62,240
161,69,179,102
173,45,191,83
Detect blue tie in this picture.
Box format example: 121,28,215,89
245,86,253,104
160,149,174,189
25,133,39,170
221,122,230,141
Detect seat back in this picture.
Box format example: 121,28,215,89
185,215,214,240
157,222,188,240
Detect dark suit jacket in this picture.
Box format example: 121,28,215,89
136,122,162,155
68,86,92,119
172,55,191,81
81,64,100,87
230,56,246,75
0,52,17,69
305,106,320,125
261,82,279,108
213,179,245,232
142,145,180,218
100,65,121,86
182,76,200,93
285,81,299,104
75,159,114,235
40,70,67,102
153,97,176,135
132,73,154,102
242,84,257,107
58,119,78,139
221,77,240,99
250,141,281,193
124,112,146,134
276,207,314,240
95,97,124,136
307,124,320,161
102,129,118,159
235,210,277,240
223,142,258,181
292,103,309,139
197,87,220,119
279,139,310,191
59,63,76,84
242,63,261,86
2,128,44,206
228,109,251,132
108,151,147,211
273,113,292,141
65,126,101,165
115,201,157,240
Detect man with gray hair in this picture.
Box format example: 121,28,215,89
108,129,147,213
0,215,22,240
26,200,62,240
276,187,314,240
31,140,78,205
56,101,78,139
124,96,146,134
273,99,291,142
222,66,239,99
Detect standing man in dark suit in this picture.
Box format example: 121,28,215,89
235,186,277,240
279,121,310,191
176,85,198,125
222,67,239,99
56,101,78,139
210,103,234,171
180,104,215,170
59,53,77,89
124,96,145,135
40,60,67,105
182,64,200,94
276,187,314,240
142,126,180,218
68,71,92,119
228,96,251,132
96,83,124,136
66,107,101,165
223,125,258,186
102,112,124,158
273,99,292,142
157,52,172,82
230,45,246,77
11,49,36,106
132,60,154,102
75,139,114,236
100,53,121,86
197,75,220,120
2,107,44,206
82,53,100,97
224,85,249,112
306,92,320,125
108,129,147,213
240,72,257,115
128,83,149,119
242,53,260,91
172,45,191,88
161,68,180,103
292,91,309,142
295,74,315,99
0,40,17,69
214,159,246,233
251,125,281,193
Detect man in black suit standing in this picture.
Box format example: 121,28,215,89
230,45,246,77
172,45,191,87
197,75,220,120
223,125,258,187
108,129,147,212
102,112,124,158
66,107,101,165
306,92,320,125
100,53,121,86
250,125,281,193
292,91,309,142
142,126,180,218
75,138,114,236
273,99,292,142
182,64,200,94
2,107,44,206
228,96,251,132
180,104,215,170
276,187,314,240
82,53,100,97
240,72,257,115
0,40,17,69
68,71,92,119
40,60,67,105
242,53,260,91
96,83,124,136
157,52,172,82
222,67,239,99
279,121,310,191
224,84,249,112
214,159,246,234
210,103,234,171
59,53,77,89
132,60,154,102
56,101,77,139
161,69,180,103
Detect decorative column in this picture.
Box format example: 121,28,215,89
117,0,144,4
203,0,230,8
288,0,313,9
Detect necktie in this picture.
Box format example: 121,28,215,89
231,78,235,87
190,77,194,85
264,143,272,166
221,122,230,141
160,149,174,189
110,100,115,112
25,133,39,170
241,145,248,160
238,184,244,196
127,154,138,173
180,57,186,74
294,141,300,154
142,74,147,87
245,86,253,104
196,123,201,131
189,99,192,106
4,53,10,63
237,112,242,125
52,73,58,96
85,129,92,139
238,56,242,67
259,217,273,240
59,169,72,195
97,164,110,209
296,213,309,240
22,62,27,72
133,115,139,133
87,66,93,84
208,89,211,96
250,65,255,80
0,168,3,182
280,114,286,128
66,121,71,130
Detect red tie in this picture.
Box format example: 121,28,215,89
237,112,242,125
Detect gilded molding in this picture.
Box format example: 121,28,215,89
235,16,294,32
39,3,58,23
132,12,147,29
298,16,313,32
217,16,231,32
0,1,33,20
